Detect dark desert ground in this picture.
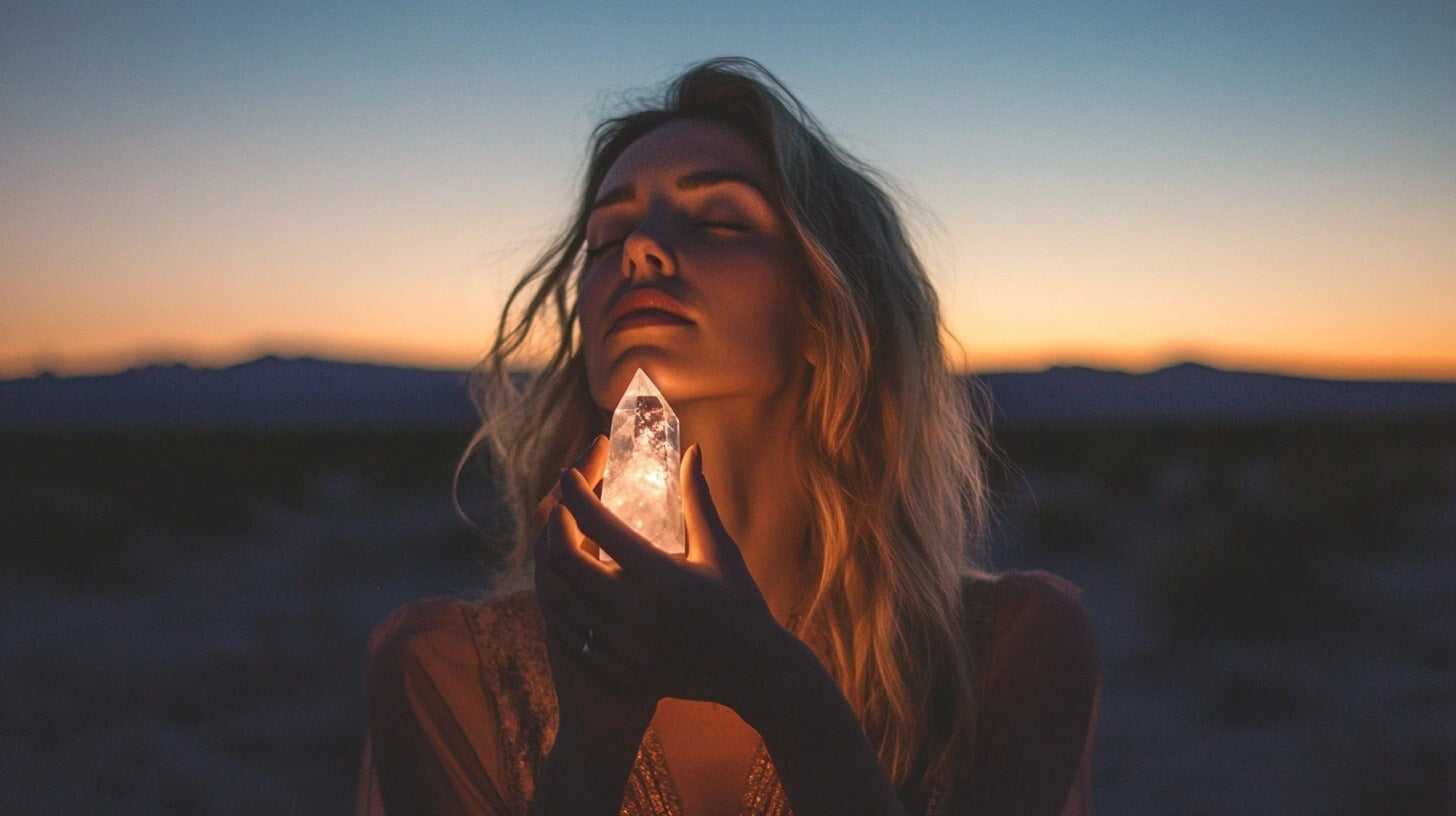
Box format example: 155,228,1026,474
2,358,1454,815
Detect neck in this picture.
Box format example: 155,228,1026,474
673,381,815,626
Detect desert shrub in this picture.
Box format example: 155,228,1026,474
1017,471,1118,557
0,429,481,588
1276,427,1451,556
0,481,150,587
1137,507,1352,640
1324,727,1456,816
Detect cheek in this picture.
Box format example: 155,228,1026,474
576,320,606,408
574,274,608,399
576,270,611,338
717,266,804,362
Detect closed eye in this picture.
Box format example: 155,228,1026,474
584,237,625,261
695,221,750,233
586,220,749,261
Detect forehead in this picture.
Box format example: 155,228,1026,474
598,118,773,196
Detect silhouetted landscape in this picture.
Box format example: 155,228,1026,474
3,357,1454,814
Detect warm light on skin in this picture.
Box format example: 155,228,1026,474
575,119,810,411
572,118,819,631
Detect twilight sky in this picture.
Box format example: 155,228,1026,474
3,2,1454,378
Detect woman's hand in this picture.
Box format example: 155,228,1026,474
544,436,789,717
533,437,658,744
540,438,912,816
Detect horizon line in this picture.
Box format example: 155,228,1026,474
6,344,1456,384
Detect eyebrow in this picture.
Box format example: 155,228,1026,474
590,169,772,212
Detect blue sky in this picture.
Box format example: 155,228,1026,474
3,2,1453,377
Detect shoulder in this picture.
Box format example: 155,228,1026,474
961,569,1098,676
364,593,550,812
939,571,1101,814
366,596,471,663
957,569,1101,748
365,591,545,693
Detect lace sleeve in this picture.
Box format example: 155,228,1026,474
361,597,515,816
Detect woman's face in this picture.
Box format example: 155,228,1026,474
578,117,810,412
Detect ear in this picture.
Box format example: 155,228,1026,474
803,330,823,368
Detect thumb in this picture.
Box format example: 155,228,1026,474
681,444,737,568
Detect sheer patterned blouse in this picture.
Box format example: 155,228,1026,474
356,569,1101,816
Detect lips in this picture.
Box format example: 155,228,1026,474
605,288,694,336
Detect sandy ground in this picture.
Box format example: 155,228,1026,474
4,481,1454,815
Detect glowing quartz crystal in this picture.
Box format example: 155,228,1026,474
599,368,684,560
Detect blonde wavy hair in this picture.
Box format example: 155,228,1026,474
459,57,993,788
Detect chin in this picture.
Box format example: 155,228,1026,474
589,343,801,412
592,346,696,409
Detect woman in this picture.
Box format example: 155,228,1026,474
358,58,1100,816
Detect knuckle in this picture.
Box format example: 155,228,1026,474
532,491,560,526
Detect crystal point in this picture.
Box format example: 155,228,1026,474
600,369,684,559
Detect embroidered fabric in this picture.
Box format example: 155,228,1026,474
358,570,1099,816
460,592,791,815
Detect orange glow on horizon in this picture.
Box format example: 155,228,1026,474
957,346,1456,382
5,337,1455,383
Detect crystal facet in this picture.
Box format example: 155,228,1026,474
599,369,684,560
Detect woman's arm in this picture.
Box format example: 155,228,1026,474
529,723,647,816
549,443,911,816
529,438,659,815
735,630,910,816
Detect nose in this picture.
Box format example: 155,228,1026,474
621,216,677,281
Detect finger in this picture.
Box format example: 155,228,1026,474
547,504,619,602
538,564,606,648
541,609,640,690
537,572,641,678
580,641,643,693
681,444,738,568
559,466,672,577
531,487,561,535
574,434,610,492
543,606,594,660
534,435,610,532
532,526,549,576
573,435,609,556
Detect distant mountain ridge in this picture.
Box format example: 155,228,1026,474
2,356,1454,431
0,356,473,431
979,362,1456,425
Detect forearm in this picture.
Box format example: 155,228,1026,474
529,724,645,816
737,633,909,816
